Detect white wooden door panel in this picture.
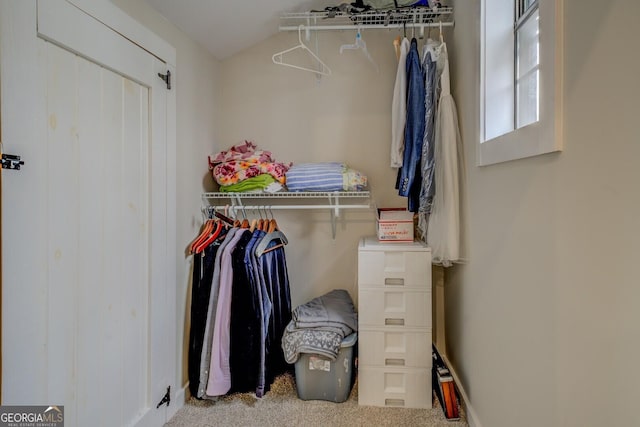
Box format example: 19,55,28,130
75,56,106,425
120,79,150,426
37,0,157,87
1,1,176,426
45,41,80,409
42,39,156,427
0,0,50,404
101,58,128,427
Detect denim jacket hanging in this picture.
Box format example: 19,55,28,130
397,38,425,212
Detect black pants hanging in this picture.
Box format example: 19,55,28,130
188,238,224,398
229,231,262,394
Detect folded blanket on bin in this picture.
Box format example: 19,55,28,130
281,289,357,364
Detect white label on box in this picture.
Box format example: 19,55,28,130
309,356,331,372
380,211,413,221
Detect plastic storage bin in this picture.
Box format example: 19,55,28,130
294,332,357,403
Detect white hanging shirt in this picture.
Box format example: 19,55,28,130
390,37,411,168
427,42,466,266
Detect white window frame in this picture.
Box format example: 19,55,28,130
479,0,563,166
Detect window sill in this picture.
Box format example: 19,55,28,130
478,120,561,166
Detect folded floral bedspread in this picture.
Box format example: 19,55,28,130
209,141,291,186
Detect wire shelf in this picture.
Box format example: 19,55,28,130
203,191,371,199
202,191,373,238
279,6,453,31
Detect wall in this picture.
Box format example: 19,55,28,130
110,0,221,390
116,3,640,424
218,30,413,307
556,1,640,424
448,1,640,426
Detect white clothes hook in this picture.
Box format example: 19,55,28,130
272,25,331,77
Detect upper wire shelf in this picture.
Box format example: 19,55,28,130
278,6,453,32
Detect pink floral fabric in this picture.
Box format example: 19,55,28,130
208,141,273,168
209,141,290,186
213,161,289,186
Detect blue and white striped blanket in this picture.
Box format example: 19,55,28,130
285,162,367,192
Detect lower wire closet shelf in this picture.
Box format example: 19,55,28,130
202,190,373,238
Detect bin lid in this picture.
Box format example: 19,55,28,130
341,332,357,348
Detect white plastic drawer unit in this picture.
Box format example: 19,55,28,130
357,329,432,368
357,366,432,409
357,237,432,409
358,237,431,289
358,288,431,328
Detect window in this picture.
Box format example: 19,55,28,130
479,0,562,166
516,0,539,128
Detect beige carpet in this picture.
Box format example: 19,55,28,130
165,374,468,427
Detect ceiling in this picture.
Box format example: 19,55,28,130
145,0,336,60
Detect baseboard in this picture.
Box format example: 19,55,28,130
167,383,188,420
439,350,482,427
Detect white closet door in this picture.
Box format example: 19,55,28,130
1,1,176,426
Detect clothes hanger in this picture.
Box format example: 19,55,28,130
189,218,214,254
193,220,223,254
272,25,332,77
255,207,287,256
255,228,288,257
258,206,267,231
228,205,242,228
267,206,278,234
267,218,278,234
423,21,447,63
393,35,401,61
340,28,378,72
237,205,249,228
214,210,234,226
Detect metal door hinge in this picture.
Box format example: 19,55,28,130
156,386,171,408
1,153,24,170
158,70,171,90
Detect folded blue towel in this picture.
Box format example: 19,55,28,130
286,162,344,192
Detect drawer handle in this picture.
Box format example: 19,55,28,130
385,318,405,326
385,358,405,366
384,278,404,286
385,399,405,407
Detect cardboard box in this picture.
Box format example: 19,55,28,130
376,208,414,242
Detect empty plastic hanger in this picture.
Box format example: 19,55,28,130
340,29,378,72
272,25,331,77
255,229,288,257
